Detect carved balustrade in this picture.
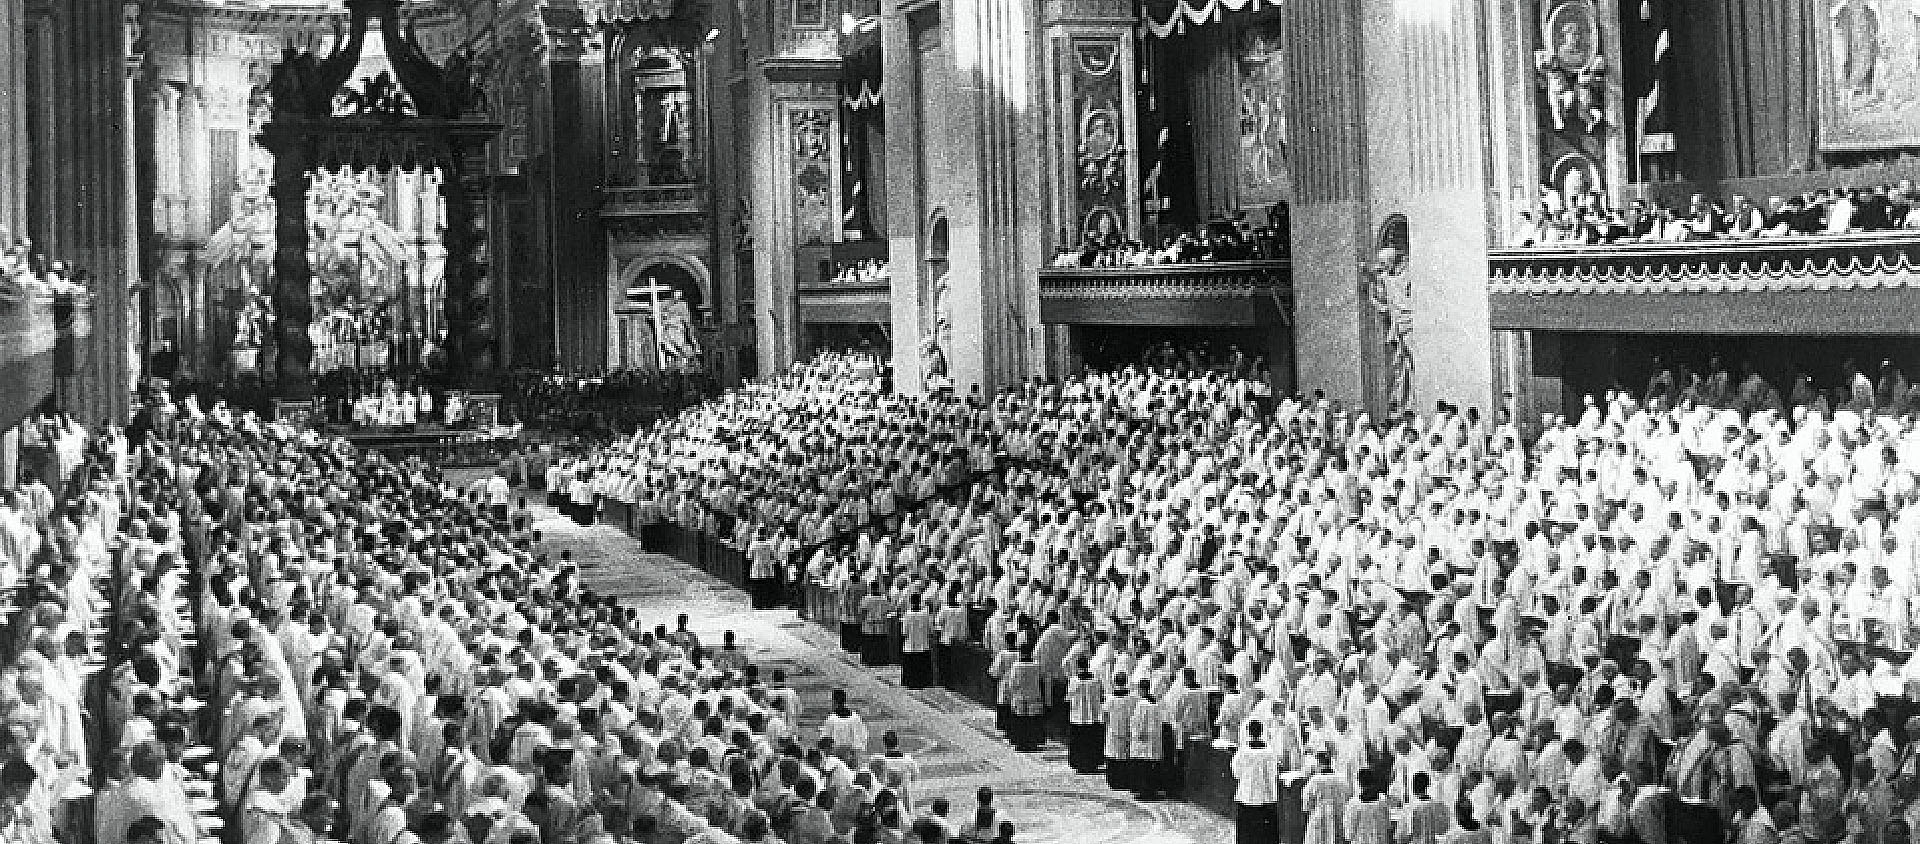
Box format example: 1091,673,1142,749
1488,233,1920,334
1038,259,1292,326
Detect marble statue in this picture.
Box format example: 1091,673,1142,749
657,290,702,372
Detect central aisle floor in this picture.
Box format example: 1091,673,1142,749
523,503,1234,844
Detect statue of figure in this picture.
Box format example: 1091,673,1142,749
921,336,949,393
269,46,319,115
920,272,953,392
930,271,951,348
442,49,491,116
1367,250,1415,410
660,91,687,146
657,290,702,372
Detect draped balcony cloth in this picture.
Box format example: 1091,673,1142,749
579,0,683,26
841,21,883,112
1143,0,1281,38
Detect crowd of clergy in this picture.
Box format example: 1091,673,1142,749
574,353,1920,844
0,382,1032,844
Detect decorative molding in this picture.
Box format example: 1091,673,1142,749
1487,235,1920,295
1038,259,1290,298
1143,0,1279,39
789,105,838,248
761,56,843,83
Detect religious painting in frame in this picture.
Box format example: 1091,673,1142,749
790,107,839,247
1068,37,1131,244
1234,19,1293,208
1533,0,1612,202
1815,0,1920,151
794,0,828,28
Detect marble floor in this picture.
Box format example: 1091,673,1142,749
517,498,1234,844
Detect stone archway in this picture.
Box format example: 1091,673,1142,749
616,253,711,314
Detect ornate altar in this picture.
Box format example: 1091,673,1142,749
260,0,501,403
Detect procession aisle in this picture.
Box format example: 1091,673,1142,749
521,499,1234,844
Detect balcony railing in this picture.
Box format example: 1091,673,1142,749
1038,259,1291,326
800,273,890,292
0,292,57,431
1040,259,1290,296
602,184,709,215
1488,231,1920,295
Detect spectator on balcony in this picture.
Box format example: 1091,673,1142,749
1728,195,1767,238
1764,196,1812,237
1687,194,1727,238
1826,189,1860,234
1856,186,1894,231
1892,180,1919,225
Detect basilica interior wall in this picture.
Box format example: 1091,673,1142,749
1634,0,1920,201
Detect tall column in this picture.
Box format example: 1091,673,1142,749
0,0,19,231
542,16,608,371
152,84,182,237
270,148,314,401
442,139,497,388
944,0,1044,394
180,86,213,241
122,1,145,404
759,65,838,377
185,260,207,377
881,6,921,391
23,0,60,253
744,64,782,377
1284,0,1371,407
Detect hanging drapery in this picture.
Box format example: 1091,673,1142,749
841,18,883,111
1143,0,1282,39
580,0,683,26
839,21,881,238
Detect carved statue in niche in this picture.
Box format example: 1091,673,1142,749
1367,254,1414,410
660,91,687,146
657,289,703,372
1367,217,1413,411
922,273,951,391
